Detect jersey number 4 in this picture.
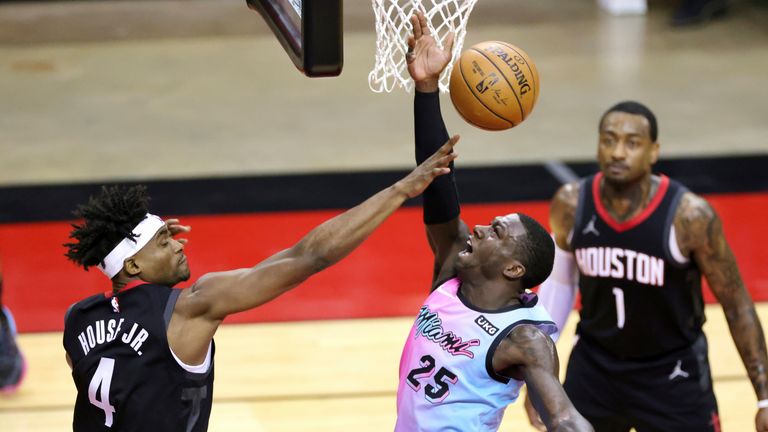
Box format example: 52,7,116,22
88,357,117,427
406,355,458,403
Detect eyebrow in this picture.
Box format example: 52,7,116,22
155,227,170,241
492,220,506,233
601,129,645,138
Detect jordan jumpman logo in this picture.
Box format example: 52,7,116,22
582,215,600,236
668,360,690,380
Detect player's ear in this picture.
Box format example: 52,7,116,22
123,256,141,277
503,260,525,281
650,140,660,165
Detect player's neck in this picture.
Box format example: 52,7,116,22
111,276,141,294
600,173,658,223
460,279,522,311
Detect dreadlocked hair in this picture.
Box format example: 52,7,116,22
64,185,150,271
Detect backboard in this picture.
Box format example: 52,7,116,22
246,0,343,77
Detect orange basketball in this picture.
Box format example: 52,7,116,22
449,41,540,131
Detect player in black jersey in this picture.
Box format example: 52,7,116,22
61,143,456,432
526,101,768,431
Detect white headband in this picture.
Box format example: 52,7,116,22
98,214,166,279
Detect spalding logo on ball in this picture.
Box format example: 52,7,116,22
449,41,540,131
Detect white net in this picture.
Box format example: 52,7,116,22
369,0,479,93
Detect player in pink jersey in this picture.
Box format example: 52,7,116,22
394,12,592,432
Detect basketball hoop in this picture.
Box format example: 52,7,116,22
369,0,479,93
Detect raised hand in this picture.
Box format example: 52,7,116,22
406,11,455,92
165,218,191,245
397,135,459,199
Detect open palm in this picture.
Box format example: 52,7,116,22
406,12,455,83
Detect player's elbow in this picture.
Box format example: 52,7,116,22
290,243,333,274
310,255,332,273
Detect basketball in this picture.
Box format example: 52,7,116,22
449,41,540,131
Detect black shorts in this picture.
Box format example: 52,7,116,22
563,333,720,432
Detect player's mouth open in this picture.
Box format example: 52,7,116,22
459,238,473,256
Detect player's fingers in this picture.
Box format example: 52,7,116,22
418,12,429,37
433,153,457,168
431,167,451,178
411,13,423,39
445,32,455,54
172,224,191,233
440,134,460,153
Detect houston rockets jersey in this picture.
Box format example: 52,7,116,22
571,173,704,359
63,282,214,431
395,278,556,432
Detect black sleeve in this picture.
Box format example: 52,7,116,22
414,91,460,224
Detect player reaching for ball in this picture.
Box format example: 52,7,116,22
61,141,457,431
394,12,592,432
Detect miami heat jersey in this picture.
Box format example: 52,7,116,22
395,278,556,431
63,283,214,431
571,173,704,359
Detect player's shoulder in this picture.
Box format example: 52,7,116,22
552,181,581,209
70,292,107,310
673,191,720,252
63,293,105,329
507,324,550,345
501,324,554,365
549,181,581,244
674,191,717,227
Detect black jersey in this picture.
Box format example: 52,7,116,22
63,282,214,432
570,173,704,359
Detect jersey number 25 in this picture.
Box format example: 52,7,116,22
406,355,458,403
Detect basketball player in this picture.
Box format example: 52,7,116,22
525,101,768,431
0,266,26,394
395,13,592,431
61,142,456,431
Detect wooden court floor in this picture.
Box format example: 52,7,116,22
0,304,761,431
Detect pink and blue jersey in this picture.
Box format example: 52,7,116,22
395,277,557,431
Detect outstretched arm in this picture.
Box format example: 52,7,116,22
495,326,593,432
676,192,768,432
407,12,467,288
168,138,458,365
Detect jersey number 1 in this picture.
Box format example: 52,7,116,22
88,357,117,427
612,287,626,329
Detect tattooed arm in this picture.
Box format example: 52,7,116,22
523,183,582,430
675,192,768,431
495,326,593,432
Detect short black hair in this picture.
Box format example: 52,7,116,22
64,185,150,270
517,213,555,288
599,101,658,142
